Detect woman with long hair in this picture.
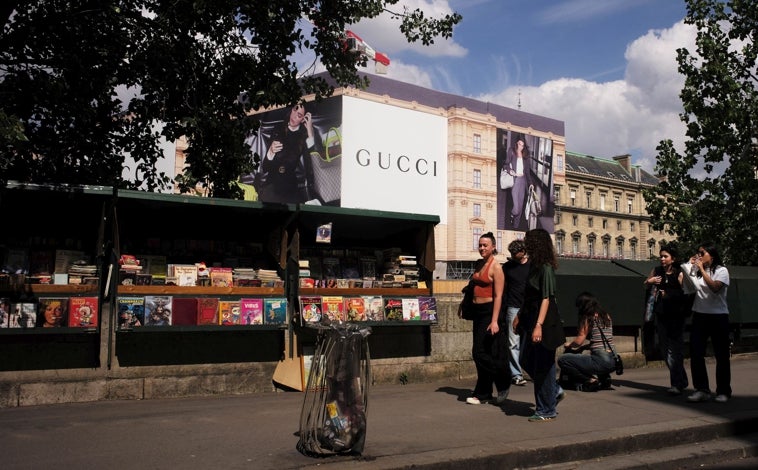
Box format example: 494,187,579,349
683,242,731,403
514,228,564,421
644,243,688,395
558,292,616,391
458,232,509,405
504,134,530,229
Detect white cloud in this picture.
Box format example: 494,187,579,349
477,20,695,175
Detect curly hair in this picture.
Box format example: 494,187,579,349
575,291,612,329
524,228,557,270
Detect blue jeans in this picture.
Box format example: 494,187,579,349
690,312,731,397
557,350,615,384
520,334,558,418
656,314,688,390
506,307,524,379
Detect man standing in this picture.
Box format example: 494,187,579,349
503,240,530,386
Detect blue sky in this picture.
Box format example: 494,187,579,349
349,0,694,174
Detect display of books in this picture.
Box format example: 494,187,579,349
383,297,403,322
321,295,344,322
11,302,37,328
363,295,384,321
68,296,98,327
117,296,145,329
209,267,234,287
36,297,68,327
197,297,219,325
263,298,287,325
322,257,341,279
0,297,10,328
144,295,172,326
402,297,421,321
218,300,241,325
171,264,198,287
344,296,367,322
172,297,199,326
299,295,322,324
418,296,438,322
239,298,263,325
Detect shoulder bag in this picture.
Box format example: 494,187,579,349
540,296,566,350
500,167,514,190
596,319,623,375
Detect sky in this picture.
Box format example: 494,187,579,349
347,0,694,175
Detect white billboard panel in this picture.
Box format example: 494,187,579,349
341,96,447,223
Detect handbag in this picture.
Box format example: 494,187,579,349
500,168,514,189
643,285,658,323
540,296,566,350
459,280,475,320
596,319,623,375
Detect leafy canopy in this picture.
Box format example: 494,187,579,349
0,1,460,198
643,0,758,265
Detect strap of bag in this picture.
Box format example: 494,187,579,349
594,318,617,355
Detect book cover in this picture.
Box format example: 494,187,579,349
119,269,137,286
144,295,172,326
0,298,10,328
383,297,403,322
402,297,421,321
418,296,438,322
362,295,384,321
219,300,242,325
299,295,322,324
37,297,68,327
68,296,98,327
239,298,264,325
209,267,234,287
321,296,344,322
172,264,198,287
322,257,342,279
263,298,287,325
10,302,36,328
197,297,219,325
344,296,367,322
117,296,145,329
172,297,199,326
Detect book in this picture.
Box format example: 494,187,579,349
263,298,287,325
299,295,323,324
171,264,198,287
117,296,145,329
218,300,241,325
172,297,199,326
144,295,172,326
0,298,10,328
363,295,384,321
209,267,234,287
197,297,220,325
239,298,264,325
37,297,68,328
418,296,438,322
12,302,37,328
322,257,342,279
119,269,138,286
321,295,344,322
383,297,403,322
402,297,421,321
344,296,367,322
68,296,98,327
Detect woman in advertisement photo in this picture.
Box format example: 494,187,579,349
504,133,530,230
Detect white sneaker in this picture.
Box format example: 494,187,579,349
666,387,682,396
687,390,711,402
714,394,729,403
466,397,482,405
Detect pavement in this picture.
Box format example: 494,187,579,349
2,354,758,470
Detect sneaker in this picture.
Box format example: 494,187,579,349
687,390,711,402
556,389,566,404
494,389,510,405
512,376,527,386
667,387,682,396
714,394,729,403
528,414,555,422
466,396,482,405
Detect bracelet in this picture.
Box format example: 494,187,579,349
536,322,542,326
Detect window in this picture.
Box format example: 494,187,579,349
554,186,561,203
497,232,503,253
648,224,653,234
588,238,595,257
614,195,620,212
617,240,624,258
586,191,592,208
570,189,576,206
556,154,564,172
473,203,481,218
572,215,578,226
572,236,579,254
630,221,635,232
630,241,637,260
616,221,622,231
472,228,482,250
602,219,608,229
627,197,633,214
473,133,482,154
588,216,594,228
556,234,564,254
473,169,481,188
648,242,656,258
555,212,562,224
600,193,606,211
603,239,610,257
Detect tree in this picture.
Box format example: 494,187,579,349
643,0,758,265
0,1,460,197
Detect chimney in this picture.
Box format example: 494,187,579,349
613,154,631,173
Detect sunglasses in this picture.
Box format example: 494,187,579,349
698,250,707,256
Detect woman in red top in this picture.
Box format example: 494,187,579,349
459,232,509,405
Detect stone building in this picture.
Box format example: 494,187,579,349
553,151,671,261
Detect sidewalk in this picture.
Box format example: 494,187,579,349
2,354,757,470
